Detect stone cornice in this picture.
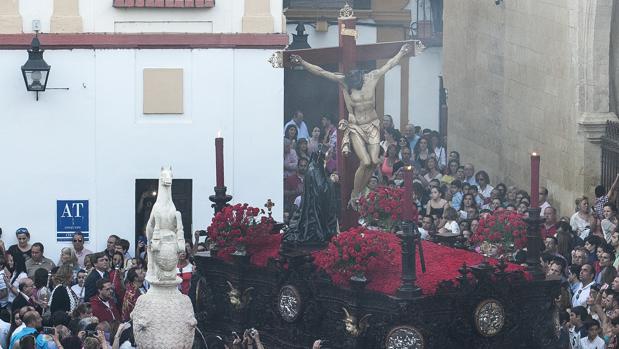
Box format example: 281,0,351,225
578,112,619,144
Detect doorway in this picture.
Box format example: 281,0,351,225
135,179,193,243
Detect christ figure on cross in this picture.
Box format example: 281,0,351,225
291,42,412,206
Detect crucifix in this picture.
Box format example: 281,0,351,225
271,3,421,230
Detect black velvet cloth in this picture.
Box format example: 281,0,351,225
283,151,338,247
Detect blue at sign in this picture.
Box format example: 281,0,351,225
57,200,89,232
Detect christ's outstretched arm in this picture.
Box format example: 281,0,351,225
291,54,346,83
372,43,412,79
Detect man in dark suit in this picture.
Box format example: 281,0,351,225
84,252,109,302
12,278,42,315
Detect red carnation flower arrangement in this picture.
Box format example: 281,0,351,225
469,211,528,254
357,186,404,230
206,203,274,259
314,226,400,284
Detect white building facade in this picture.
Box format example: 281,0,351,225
0,0,286,259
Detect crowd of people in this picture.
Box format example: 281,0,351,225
283,110,619,349
0,229,204,349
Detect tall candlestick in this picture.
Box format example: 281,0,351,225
402,166,418,222
215,133,224,188
530,152,540,208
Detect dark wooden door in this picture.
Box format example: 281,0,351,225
135,179,193,243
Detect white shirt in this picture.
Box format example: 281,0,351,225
572,281,595,308
8,272,27,303
570,213,591,240
284,119,310,141
540,201,551,217
443,221,460,235
579,335,605,349
0,319,10,349
418,227,429,240
478,184,494,200
71,284,85,302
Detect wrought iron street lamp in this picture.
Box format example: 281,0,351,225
21,34,51,101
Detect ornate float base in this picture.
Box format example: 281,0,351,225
132,284,197,349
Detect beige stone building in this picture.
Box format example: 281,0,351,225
443,0,619,215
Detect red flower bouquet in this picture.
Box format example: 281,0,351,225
469,211,527,254
206,203,274,259
358,186,404,230
314,226,400,284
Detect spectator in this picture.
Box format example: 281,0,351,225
463,164,477,186
101,235,119,261
403,124,419,150
380,144,402,183
177,251,193,295
418,216,434,240
295,138,310,162
569,306,590,344
71,232,92,269
580,319,605,348
449,180,463,210
573,264,596,307
539,187,551,217
283,138,298,179
423,158,443,184
114,240,132,262
572,197,593,240
437,207,460,236
122,268,146,322
412,137,430,169
596,251,617,286
9,310,45,349
284,158,308,209
475,171,493,206
284,124,299,146
12,279,39,315
84,253,109,303
5,253,28,307
594,174,619,220
8,228,32,263
283,110,309,141
49,264,79,314
455,166,466,183
602,203,619,243
400,146,413,166
308,126,321,155
25,243,55,278
429,132,447,170
71,270,87,303
542,207,559,238
90,279,120,323
442,160,460,184
112,322,135,349
426,186,448,221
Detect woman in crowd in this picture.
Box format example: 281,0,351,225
177,250,193,296
459,193,477,220
58,247,80,281
475,171,493,205
49,264,80,314
441,159,460,184
426,186,448,221
413,137,430,169
283,139,298,179
448,150,460,163
571,196,593,240
516,200,530,216
295,138,310,162
601,203,618,243
8,228,32,262
381,128,400,153
380,144,402,183
5,253,28,307
284,124,298,146
430,132,447,170
308,127,321,155
423,157,443,184
438,207,460,236
397,137,410,154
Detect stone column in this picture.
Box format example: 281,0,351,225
0,0,22,34
51,0,82,33
242,0,274,33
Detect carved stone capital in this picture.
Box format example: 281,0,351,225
578,112,619,144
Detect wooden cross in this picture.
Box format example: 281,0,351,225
281,7,418,229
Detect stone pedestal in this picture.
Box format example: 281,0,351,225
131,280,197,349
242,0,274,33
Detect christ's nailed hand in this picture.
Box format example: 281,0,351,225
290,54,302,65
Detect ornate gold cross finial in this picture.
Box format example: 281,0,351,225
339,1,354,19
